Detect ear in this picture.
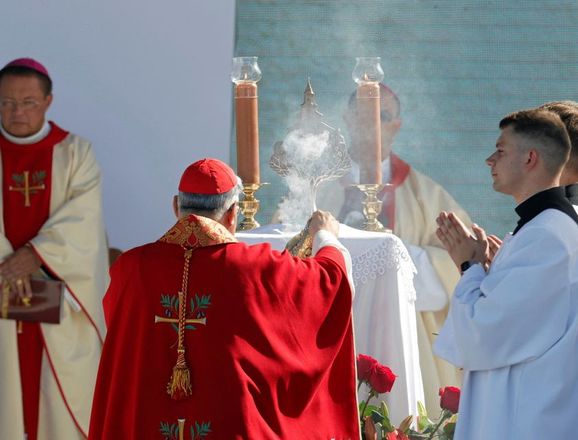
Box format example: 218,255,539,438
223,202,238,232
172,195,179,218
526,148,539,169
44,94,53,109
227,202,238,225
392,117,402,131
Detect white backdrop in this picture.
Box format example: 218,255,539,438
1,0,236,249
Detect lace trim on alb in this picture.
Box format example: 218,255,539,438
352,236,416,302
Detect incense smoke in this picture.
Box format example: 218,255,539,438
275,129,332,227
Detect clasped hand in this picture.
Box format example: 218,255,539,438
0,246,42,299
436,211,502,271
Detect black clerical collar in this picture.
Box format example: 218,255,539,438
565,184,578,205
514,187,578,234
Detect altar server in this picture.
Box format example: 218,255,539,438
434,109,578,439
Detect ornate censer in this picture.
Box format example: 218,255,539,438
270,79,351,257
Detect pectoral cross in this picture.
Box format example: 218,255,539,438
154,315,207,326
9,170,46,207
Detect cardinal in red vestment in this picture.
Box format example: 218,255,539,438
89,158,360,439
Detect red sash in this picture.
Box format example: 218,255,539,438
378,153,411,230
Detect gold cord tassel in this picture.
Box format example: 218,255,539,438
167,347,192,400
167,250,193,400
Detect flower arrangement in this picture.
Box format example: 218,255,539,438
357,354,459,440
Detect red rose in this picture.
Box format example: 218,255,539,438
368,364,396,394
439,386,460,414
385,431,409,440
356,354,378,383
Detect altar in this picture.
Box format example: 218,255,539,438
237,224,425,424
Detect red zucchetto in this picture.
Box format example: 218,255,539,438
178,158,238,194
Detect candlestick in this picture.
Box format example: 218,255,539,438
352,57,385,185
237,183,267,231
354,184,391,233
231,57,261,184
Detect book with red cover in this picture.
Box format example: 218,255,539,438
1,278,64,324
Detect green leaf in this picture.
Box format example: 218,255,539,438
380,401,390,419
33,170,46,183
160,295,172,309
417,401,427,418
362,404,380,417
417,401,434,431
159,421,179,439
443,421,456,436
191,421,211,438
421,425,436,434
159,421,172,437
198,294,211,308
370,409,384,424
378,400,395,432
199,421,212,437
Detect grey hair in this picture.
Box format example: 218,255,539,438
178,178,243,220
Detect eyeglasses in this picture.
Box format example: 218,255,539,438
0,99,42,112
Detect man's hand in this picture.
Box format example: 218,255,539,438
436,211,488,269
487,234,502,263
308,210,339,238
0,246,42,299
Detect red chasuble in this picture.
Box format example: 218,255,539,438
0,122,69,440
90,215,359,439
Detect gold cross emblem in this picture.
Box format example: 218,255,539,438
9,170,46,207
154,315,206,326
156,292,210,329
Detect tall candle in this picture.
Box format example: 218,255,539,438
235,81,260,184
356,82,382,184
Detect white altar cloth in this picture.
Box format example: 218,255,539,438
236,224,425,424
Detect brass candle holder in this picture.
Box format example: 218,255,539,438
354,183,390,233
237,182,267,231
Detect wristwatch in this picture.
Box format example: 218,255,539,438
460,260,474,274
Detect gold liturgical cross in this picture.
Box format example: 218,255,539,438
154,315,207,326
9,170,46,207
